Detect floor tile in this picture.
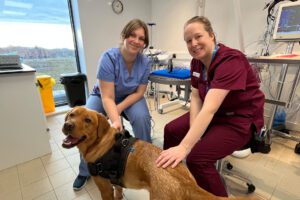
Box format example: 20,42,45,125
48,168,76,188
73,193,92,200
18,159,48,187
0,189,22,200
123,189,149,200
271,165,300,200
44,158,71,176
0,166,20,195
34,191,57,200
41,150,65,165
21,178,53,200
86,187,102,200
84,179,97,191
65,153,81,171
54,182,87,200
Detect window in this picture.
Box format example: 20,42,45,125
0,0,80,105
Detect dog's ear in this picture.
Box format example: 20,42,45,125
97,113,110,137
64,109,72,121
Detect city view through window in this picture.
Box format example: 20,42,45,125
0,0,79,105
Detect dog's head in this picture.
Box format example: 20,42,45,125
62,106,110,149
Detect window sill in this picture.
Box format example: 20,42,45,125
45,105,71,117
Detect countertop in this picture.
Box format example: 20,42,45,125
0,64,36,75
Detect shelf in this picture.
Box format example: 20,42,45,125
247,56,300,64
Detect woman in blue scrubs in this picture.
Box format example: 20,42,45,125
73,19,152,190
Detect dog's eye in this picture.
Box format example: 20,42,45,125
84,118,92,123
69,113,74,117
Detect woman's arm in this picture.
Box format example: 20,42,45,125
100,80,147,130
180,88,229,151
189,87,203,126
100,80,122,130
116,84,147,113
156,88,229,168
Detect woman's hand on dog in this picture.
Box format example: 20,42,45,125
156,144,189,169
111,120,123,131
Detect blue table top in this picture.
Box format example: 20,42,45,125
151,68,190,79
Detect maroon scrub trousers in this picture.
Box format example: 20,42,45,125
164,112,252,196
163,44,265,197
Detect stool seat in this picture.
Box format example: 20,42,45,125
231,148,251,158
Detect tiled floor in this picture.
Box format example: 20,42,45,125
1,97,300,200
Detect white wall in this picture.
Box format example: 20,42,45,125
151,0,300,54
74,0,270,86
73,0,151,90
150,0,198,54
151,0,269,55
74,0,300,130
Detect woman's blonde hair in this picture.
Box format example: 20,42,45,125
121,19,149,49
184,16,216,44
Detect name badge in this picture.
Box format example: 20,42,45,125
192,72,200,78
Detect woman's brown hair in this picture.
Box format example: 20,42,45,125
121,19,149,49
184,16,216,44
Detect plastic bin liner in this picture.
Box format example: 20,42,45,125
60,73,87,107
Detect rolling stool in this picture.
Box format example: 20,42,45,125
216,125,272,194
216,148,256,195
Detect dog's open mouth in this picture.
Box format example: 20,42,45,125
62,135,86,149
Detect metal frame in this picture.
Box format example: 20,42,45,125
248,46,300,152
149,75,191,114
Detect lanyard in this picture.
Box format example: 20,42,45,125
202,45,219,81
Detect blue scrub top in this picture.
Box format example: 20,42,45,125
91,48,151,99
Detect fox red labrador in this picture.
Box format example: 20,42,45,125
62,107,256,200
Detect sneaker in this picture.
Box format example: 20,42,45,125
73,175,89,191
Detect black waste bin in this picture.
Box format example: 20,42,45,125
60,73,87,107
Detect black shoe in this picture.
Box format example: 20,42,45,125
73,175,89,191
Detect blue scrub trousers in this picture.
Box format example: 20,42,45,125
78,95,152,177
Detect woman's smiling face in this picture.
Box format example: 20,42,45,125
123,27,145,55
184,22,215,61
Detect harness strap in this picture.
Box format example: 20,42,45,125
87,130,137,187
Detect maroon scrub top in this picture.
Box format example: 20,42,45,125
190,43,265,134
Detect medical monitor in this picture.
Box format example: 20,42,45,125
273,1,300,41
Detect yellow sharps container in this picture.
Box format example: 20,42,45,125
36,75,56,113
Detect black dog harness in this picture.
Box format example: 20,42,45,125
87,130,137,187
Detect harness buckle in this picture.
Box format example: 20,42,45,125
96,163,103,174
121,138,129,147
110,170,118,178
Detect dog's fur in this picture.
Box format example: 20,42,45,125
62,107,256,200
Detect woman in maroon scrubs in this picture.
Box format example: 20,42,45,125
156,16,265,197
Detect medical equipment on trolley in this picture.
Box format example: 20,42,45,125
273,1,300,41
253,1,300,154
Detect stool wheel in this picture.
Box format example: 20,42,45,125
247,183,255,193
226,162,233,170
295,143,300,154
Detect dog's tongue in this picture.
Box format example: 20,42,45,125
62,135,80,149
